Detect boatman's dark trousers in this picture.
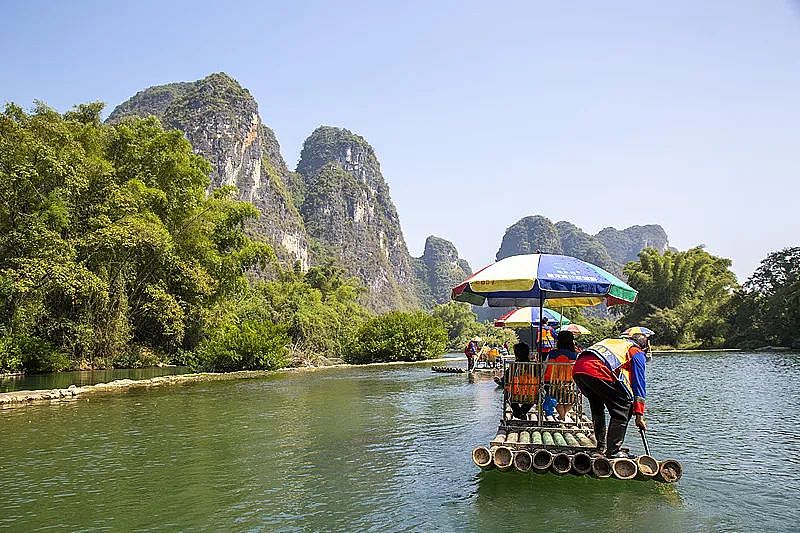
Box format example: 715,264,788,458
573,374,633,456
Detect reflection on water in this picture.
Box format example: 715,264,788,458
1,352,799,531
0,366,192,393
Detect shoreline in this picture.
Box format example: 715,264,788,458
0,357,462,410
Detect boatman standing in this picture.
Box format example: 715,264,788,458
572,333,650,458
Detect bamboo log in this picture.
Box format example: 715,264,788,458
493,446,514,471
657,459,683,483
542,432,554,446
610,458,638,480
513,450,533,473
519,431,531,444
532,449,554,472
591,456,612,478
635,455,659,479
494,430,507,443
575,432,594,448
472,446,495,469
551,453,572,475
505,432,519,444
531,431,543,445
553,432,568,447
564,433,579,447
572,452,593,475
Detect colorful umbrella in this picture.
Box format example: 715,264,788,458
494,307,570,328
557,324,591,335
452,253,638,308
622,326,654,337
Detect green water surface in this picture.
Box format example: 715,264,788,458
2,352,798,532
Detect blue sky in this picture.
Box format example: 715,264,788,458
3,1,798,280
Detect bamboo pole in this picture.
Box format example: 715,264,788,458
519,430,531,445
472,446,495,469
564,433,579,447
572,452,593,475
553,432,567,447
610,458,638,480
493,446,514,471
513,450,533,473
551,453,572,475
657,459,683,483
532,449,554,472
542,431,554,446
531,431,543,445
505,431,519,444
591,456,612,478
635,455,659,479
575,432,594,448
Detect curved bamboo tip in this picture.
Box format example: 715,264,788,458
472,446,494,469
551,453,573,475
572,452,593,475
513,450,533,473
658,459,683,483
592,456,612,478
610,457,638,480
635,455,659,478
532,449,554,471
493,446,514,471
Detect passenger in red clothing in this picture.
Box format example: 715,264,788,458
573,333,650,458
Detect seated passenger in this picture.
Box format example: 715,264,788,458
505,342,536,420
544,331,579,421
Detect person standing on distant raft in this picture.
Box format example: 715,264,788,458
572,333,651,458
464,337,481,372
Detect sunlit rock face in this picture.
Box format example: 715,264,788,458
108,72,308,268
296,126,418,311
412,236,472,308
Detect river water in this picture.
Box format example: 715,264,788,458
0,366,192,393
1,351,798,532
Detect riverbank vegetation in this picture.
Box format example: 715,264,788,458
577,246,800,350
2,103,797,375
0,103,450,374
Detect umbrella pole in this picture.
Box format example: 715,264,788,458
538,298,545,361
537,298,544,425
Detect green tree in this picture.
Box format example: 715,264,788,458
431,302,481,349
621,247,738,347
347,311,447,364
726,247,800,348
0,102,271,372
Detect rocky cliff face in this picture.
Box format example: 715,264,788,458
595,225,669,266
108,73,309,267
413,236,472,308
296,126,418,311
496,215,563,259
497,215,670,274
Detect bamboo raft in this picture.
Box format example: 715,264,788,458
471,361,683,483
431,366,466,374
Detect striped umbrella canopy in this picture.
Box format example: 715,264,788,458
451,253,638,308
494,307,570,328
622,326,655,337
557,324,591,335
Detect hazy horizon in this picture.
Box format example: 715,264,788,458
3,0,798,281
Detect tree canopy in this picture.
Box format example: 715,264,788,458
0,102,270,371
620,247,738,347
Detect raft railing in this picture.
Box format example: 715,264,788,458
502,360,586,428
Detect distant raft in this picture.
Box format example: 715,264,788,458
431,366,466,374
